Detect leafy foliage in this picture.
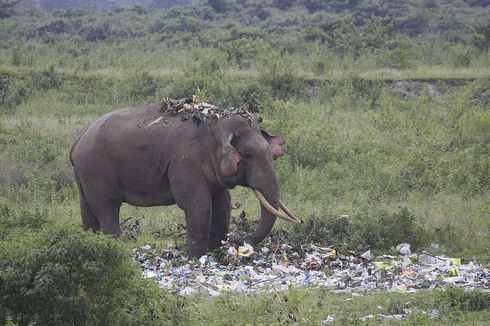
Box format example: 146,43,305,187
0,224,188,326
438,288,490,312
280,207,429,252
0,0,18,19
0,203,49,239
0,0,489,74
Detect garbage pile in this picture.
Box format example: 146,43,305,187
133,240,489,297
149,96,257,125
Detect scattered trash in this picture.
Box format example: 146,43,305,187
238,243,254,257
322,315,335,324
428,309,440,320
228,246,238,256
360,250,372,261
396,243,411,256
133,241,490,297
199,255,208,266
418,253,461,267
359,314,375,321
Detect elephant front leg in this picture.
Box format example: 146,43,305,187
208,190,231,250
168,164,213,258
183,199,212,258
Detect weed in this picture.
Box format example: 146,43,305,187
438,288,490,312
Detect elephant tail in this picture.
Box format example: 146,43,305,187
69,126,89,166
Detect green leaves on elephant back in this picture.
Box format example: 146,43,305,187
159,96,259,125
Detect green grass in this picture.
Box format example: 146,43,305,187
3,64,490,83
184,288,490,325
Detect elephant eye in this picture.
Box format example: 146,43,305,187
242,152,253,159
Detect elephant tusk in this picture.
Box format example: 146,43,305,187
254,190,301,224
279,201,302,223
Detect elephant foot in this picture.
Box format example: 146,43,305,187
188,245,208,258
208,238,225,251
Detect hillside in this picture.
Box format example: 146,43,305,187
10,0,490,34
1,0,489,80
16,0,191,12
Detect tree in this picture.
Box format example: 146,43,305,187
0,0,19,18
274,0,296,9
206,0,231,13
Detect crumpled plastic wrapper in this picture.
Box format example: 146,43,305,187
133,241,490,297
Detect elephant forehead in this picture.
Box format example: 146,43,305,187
222,114,259,130
243,134,270,151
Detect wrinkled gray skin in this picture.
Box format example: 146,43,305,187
70,104,286,257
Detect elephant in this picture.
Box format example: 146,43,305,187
70,101,300,257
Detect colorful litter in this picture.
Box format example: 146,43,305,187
133,240,489,297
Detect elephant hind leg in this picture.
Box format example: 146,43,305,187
89,199,122,236
78,183,121,236
79,188,100,232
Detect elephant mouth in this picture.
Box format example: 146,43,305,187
253,190,302,224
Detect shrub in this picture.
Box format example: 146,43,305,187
355,206,429,251
376,47,416,69
258,50,305,99
0,204,50,240
0,73,28,114
0,225,188,326
451,45,473,68
438,288,490,312
276,213,351,247
283,207,429,252
127,70,158,101
218,38,264,69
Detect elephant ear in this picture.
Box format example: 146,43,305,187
220,133,241,176
260,128,285,160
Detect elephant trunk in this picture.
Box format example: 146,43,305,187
244,205,277,246
243,189,300,246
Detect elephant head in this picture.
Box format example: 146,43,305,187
212,114,300,245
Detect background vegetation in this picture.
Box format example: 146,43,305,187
0,0,489,324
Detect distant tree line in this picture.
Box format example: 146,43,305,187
0,0,19,18
16,0,190,12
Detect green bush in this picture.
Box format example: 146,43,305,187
438,288,490,312
354,206,429,251
258,50,305,99
127,70,158,102
219,38,264,69
376,47,416,69
0,225,188,326
283,207,429,252
0,204,49,240
0,73,28,114
451,45,473,68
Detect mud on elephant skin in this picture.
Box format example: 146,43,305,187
70,103,300,257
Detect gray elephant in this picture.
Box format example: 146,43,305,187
70,100,299,257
